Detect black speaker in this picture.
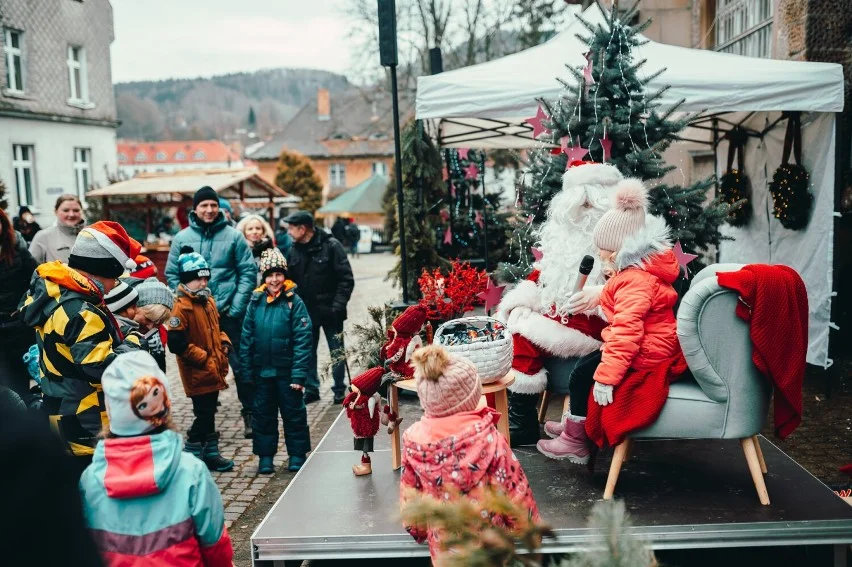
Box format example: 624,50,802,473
429,47,443,75
377,0,398,67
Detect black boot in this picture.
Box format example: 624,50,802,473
202,433,234,472
242,411,253,439
507,391,542,447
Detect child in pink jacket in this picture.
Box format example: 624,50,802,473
399,345,540,560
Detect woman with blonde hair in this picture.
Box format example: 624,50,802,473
29,194,85,263
236,214,276,284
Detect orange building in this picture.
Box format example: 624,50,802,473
248,87,413,225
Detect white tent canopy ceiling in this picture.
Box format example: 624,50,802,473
414,4,845,367
415,5,843,149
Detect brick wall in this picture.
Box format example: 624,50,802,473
0,0,116,121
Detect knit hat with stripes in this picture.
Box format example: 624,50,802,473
104,278,139,313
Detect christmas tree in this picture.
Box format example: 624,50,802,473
498,3,730,281
386,120,448,300
437,148,512,271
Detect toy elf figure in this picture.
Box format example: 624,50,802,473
344,367,384,476
378,304,428,433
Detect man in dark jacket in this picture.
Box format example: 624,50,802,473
284,210,354,404
166,186,258,438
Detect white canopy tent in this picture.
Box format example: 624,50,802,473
415,5,845,367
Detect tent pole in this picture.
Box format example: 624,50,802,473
390,63,409,303
480,152,489,271
712,117,721,264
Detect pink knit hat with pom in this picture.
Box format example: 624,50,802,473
411,345,482,418
593,178,648,252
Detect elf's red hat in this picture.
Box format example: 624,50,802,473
131,254,158,279
392,305,427,336
351,367,384,398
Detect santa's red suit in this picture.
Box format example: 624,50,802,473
496,162,623,445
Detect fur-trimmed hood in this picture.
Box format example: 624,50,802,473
614,215,673,272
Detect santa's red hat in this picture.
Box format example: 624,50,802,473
69,221,142,279
392,305,427,337
130,254,158,279
351,367,384,398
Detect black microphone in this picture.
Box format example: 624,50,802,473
572,255,595,295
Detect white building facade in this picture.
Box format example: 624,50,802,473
0,0,118,219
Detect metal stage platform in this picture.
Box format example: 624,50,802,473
252,400,852,565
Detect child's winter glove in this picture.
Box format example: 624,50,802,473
567,285,603,315
22,344,40,384
593,381,613,406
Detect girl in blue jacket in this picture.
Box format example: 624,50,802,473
241,248,313,474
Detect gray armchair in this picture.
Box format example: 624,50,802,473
603,263,773,505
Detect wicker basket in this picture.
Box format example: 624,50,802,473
433,316,513,384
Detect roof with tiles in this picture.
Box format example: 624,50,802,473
117,140,242,165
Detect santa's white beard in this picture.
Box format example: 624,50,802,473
537,185,610,318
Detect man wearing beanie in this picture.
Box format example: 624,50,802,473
18,221,144,472
166,186,257,437
399,345,540,561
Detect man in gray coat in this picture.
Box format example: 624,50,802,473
166,186,258,438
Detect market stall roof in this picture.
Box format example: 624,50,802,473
415,4,845,148
87,168,294,202
318,174,387,214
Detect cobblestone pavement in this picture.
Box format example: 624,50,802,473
163,251,399,535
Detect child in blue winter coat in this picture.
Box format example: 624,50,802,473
241,247,313,474
79,350,233,566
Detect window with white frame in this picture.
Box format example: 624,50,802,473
135,151,147,161
74,148,91,198
193,150,206,160
372,161,388,177
715,0,773,58
175,151,186,161
155,151,167,161
329,163,346,187
12,145,36,207
67,45,89,102
3,28,24,92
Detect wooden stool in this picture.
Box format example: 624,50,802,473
538,391,571,424
390,373,516,470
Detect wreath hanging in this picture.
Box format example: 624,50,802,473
720,127,752,227
769,112,812,230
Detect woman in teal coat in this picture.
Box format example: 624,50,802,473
240,248,313,474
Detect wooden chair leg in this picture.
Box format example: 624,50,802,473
741,437,770,505
538,391,551,424
751,435,768,474
390,385,401,471
561,394,571,416
604,440,631,500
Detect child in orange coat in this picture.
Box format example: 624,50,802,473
399,345,540,561
538,179,687,460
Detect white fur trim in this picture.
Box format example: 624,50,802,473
510,311,601,358
496,280,541,317
615,214,671,270
83,227,134,269
561,162,623,190
508,368,548,394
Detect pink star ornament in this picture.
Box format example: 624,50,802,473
477,277,506,314
457,148,470,160
530,246,543,262
474,211,484,228
525,105,551,139
443,226,453,245
673,241,698,279
560,136,589,168
464,163,479,180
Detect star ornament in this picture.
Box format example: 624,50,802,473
457,148,470,160
443,226,453,245
560,136,589,168
525,105,551,139
477,277,506,314
464,163,479,180
474,210,484,228
530,246,543,262
673,241,698,279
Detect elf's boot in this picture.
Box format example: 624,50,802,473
184,439,204,461
352,453,372,476
507,391,541,447
242,411,254,439
202,433,234,472
536,414,593,465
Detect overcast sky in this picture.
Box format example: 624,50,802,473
110,0,355,83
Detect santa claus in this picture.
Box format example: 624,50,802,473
497,161,623,445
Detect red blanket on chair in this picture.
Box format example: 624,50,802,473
585,353,688,448
717,264,808,439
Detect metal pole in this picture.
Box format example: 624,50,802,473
390,64,408,303
480,153,489,270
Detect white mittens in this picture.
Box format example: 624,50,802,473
567,284,604,315
506,306,532,328
593,382,614,406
